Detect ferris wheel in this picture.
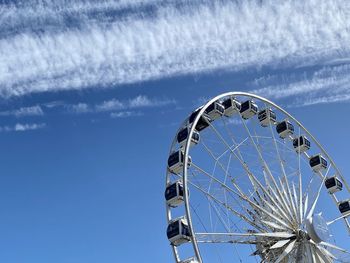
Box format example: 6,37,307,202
165,92,350,263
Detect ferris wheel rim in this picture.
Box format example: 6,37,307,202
166,91,349,263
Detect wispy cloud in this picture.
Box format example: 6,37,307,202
95,99,124,112
66,103,91,113
0,0,349,97
250,64,350,107
128,95,176,108
110,111,143,118
0,105,44,117
0,123,46,132
67,95,176,114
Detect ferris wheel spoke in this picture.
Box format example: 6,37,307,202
208,121,289,221
244,172,295,227
315,249,331,263
195,232,295,245
319,241,349,254
316,245,337,262
264,103,297,204
274,239,297,263
200,139,246,196
327,213,350,226
191,162,246,199
192,161,295,231
296,125,304,225
184,171,267,232
207,122,260,191
261,220,289,231
262,169,296,222
237,115,298,224
306,172,328,220
304,193,309,219
269,176,297,226
270,239,291,249
292,183,301,224
257,193,295,229
221,118,247,165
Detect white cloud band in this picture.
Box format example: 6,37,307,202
0,0,349,97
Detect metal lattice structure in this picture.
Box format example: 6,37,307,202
165,92,350,263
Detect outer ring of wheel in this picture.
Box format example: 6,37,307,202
166,91,350,263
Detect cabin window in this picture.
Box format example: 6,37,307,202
276,122,287,133
165,184,178,200
168,152,180,167
206,103,215,113
240,101,250,112
167,222,180,238
216,104,224,113
321,158,327,166
310,156,320,167
196,118,209,131
340,202,350,212
222,99,232,109
181,223,190,236
189,109,201,123
192,132,199,141
177,128,188,143
325,178,336,188
178,185,184,196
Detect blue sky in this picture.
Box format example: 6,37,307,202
0,0,350,262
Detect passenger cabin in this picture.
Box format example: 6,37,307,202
309,154,327,173
338,200,350,216
188,107,210,132
325,176,343,194
167,217,191,246
180,258,199,263
222,97,241,117
276,120,294,139
240,100,258,120
168,151,192,174
165,181,184,207
205,101,225,121
293,136,311,153
258,108,276,127
177,127,200,148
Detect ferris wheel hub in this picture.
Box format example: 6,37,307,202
306,213,330,243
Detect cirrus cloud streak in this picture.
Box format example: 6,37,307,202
0,0,349,97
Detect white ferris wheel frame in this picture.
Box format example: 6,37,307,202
165,92,350,263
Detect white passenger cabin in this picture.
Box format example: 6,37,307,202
168,151,192,174
180,258,199,263
177,127,200,148
338,200,350,216
293,136,311,153
258,108,276,127
205,101,225,121
240,100,258,120
167,217,191,246
325,176,343,194
222,97,241,117
309,154,327,173
276,120,294,139
165,181,184,207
